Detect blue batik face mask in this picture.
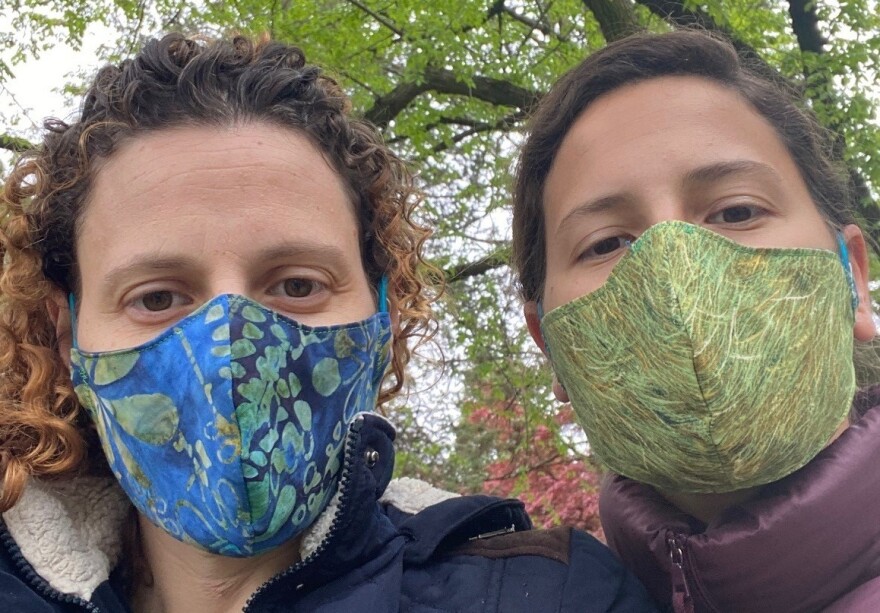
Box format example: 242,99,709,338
69,288,392,557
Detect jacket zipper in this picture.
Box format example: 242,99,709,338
667,532,694,613
0,519,99,611
242,416,365,612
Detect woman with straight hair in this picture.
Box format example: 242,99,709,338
513,28,880,612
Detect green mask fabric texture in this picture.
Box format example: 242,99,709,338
541,221,856,493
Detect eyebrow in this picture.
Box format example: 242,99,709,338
683,160,784,186
101,241,353,291
556,194,630,233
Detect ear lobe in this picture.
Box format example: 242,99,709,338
524,301,571,402
842,224,876,342
45,290,73,372
552,374,570,403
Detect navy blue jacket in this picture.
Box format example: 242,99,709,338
0,414,656,612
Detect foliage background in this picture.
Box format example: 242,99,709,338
2,0,879,535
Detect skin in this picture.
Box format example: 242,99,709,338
50,123,377,613
524,76,876,522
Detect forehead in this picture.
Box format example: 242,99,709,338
543,75,806,212
78,123,361,273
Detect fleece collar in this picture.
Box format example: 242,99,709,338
601,388,880,612
2,476,130,601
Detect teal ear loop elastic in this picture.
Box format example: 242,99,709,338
836,231,859,312
378,275,388,313
68,293,78,347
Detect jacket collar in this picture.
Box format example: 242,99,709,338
601,388,880,611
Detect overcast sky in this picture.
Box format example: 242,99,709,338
0,22,110,169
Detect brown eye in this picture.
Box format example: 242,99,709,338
707,204,767,226
720,205,755,223
579,235,631,261
283,279,315,298
593,236,626,256
141,291,174,311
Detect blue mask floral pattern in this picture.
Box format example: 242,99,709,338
70,294,392,557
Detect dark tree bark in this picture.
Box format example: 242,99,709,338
788,0,826,54
446,253,508,283
364,67,539,128
581,0,640,42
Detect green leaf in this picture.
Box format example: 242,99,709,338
108,393,179,444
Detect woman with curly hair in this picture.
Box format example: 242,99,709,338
0,33,654,613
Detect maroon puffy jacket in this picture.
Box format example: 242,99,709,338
601,387,880,612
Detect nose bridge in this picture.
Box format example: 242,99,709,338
207,264,251,301
639,189,689,231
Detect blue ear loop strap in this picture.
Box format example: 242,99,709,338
68,293,78,348
836,231,860,312
377,275,388,313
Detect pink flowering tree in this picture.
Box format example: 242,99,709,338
464,399,604,539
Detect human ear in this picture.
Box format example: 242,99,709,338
842,224,876,342
45,290,73,372
524,301,570,403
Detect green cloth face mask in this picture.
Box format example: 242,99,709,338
541,221,857,494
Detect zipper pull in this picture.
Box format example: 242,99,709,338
468,523,516,541
667,533,694,613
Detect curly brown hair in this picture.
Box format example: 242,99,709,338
0,33,437,512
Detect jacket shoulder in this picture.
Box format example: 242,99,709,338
390,491,658,613
446,527,658,613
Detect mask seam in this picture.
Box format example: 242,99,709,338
668,268,730,489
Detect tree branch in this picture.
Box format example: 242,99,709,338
364,67,539,128
501,5,569,42
634,0,715,28
0,134,34,153
634,0,769,63
582,0,640,42
345,0,405,38
432,111,527,153
787,0,826,54
445,253,508,283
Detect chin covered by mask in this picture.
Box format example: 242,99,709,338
70,292,392,556
540,221,857,494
